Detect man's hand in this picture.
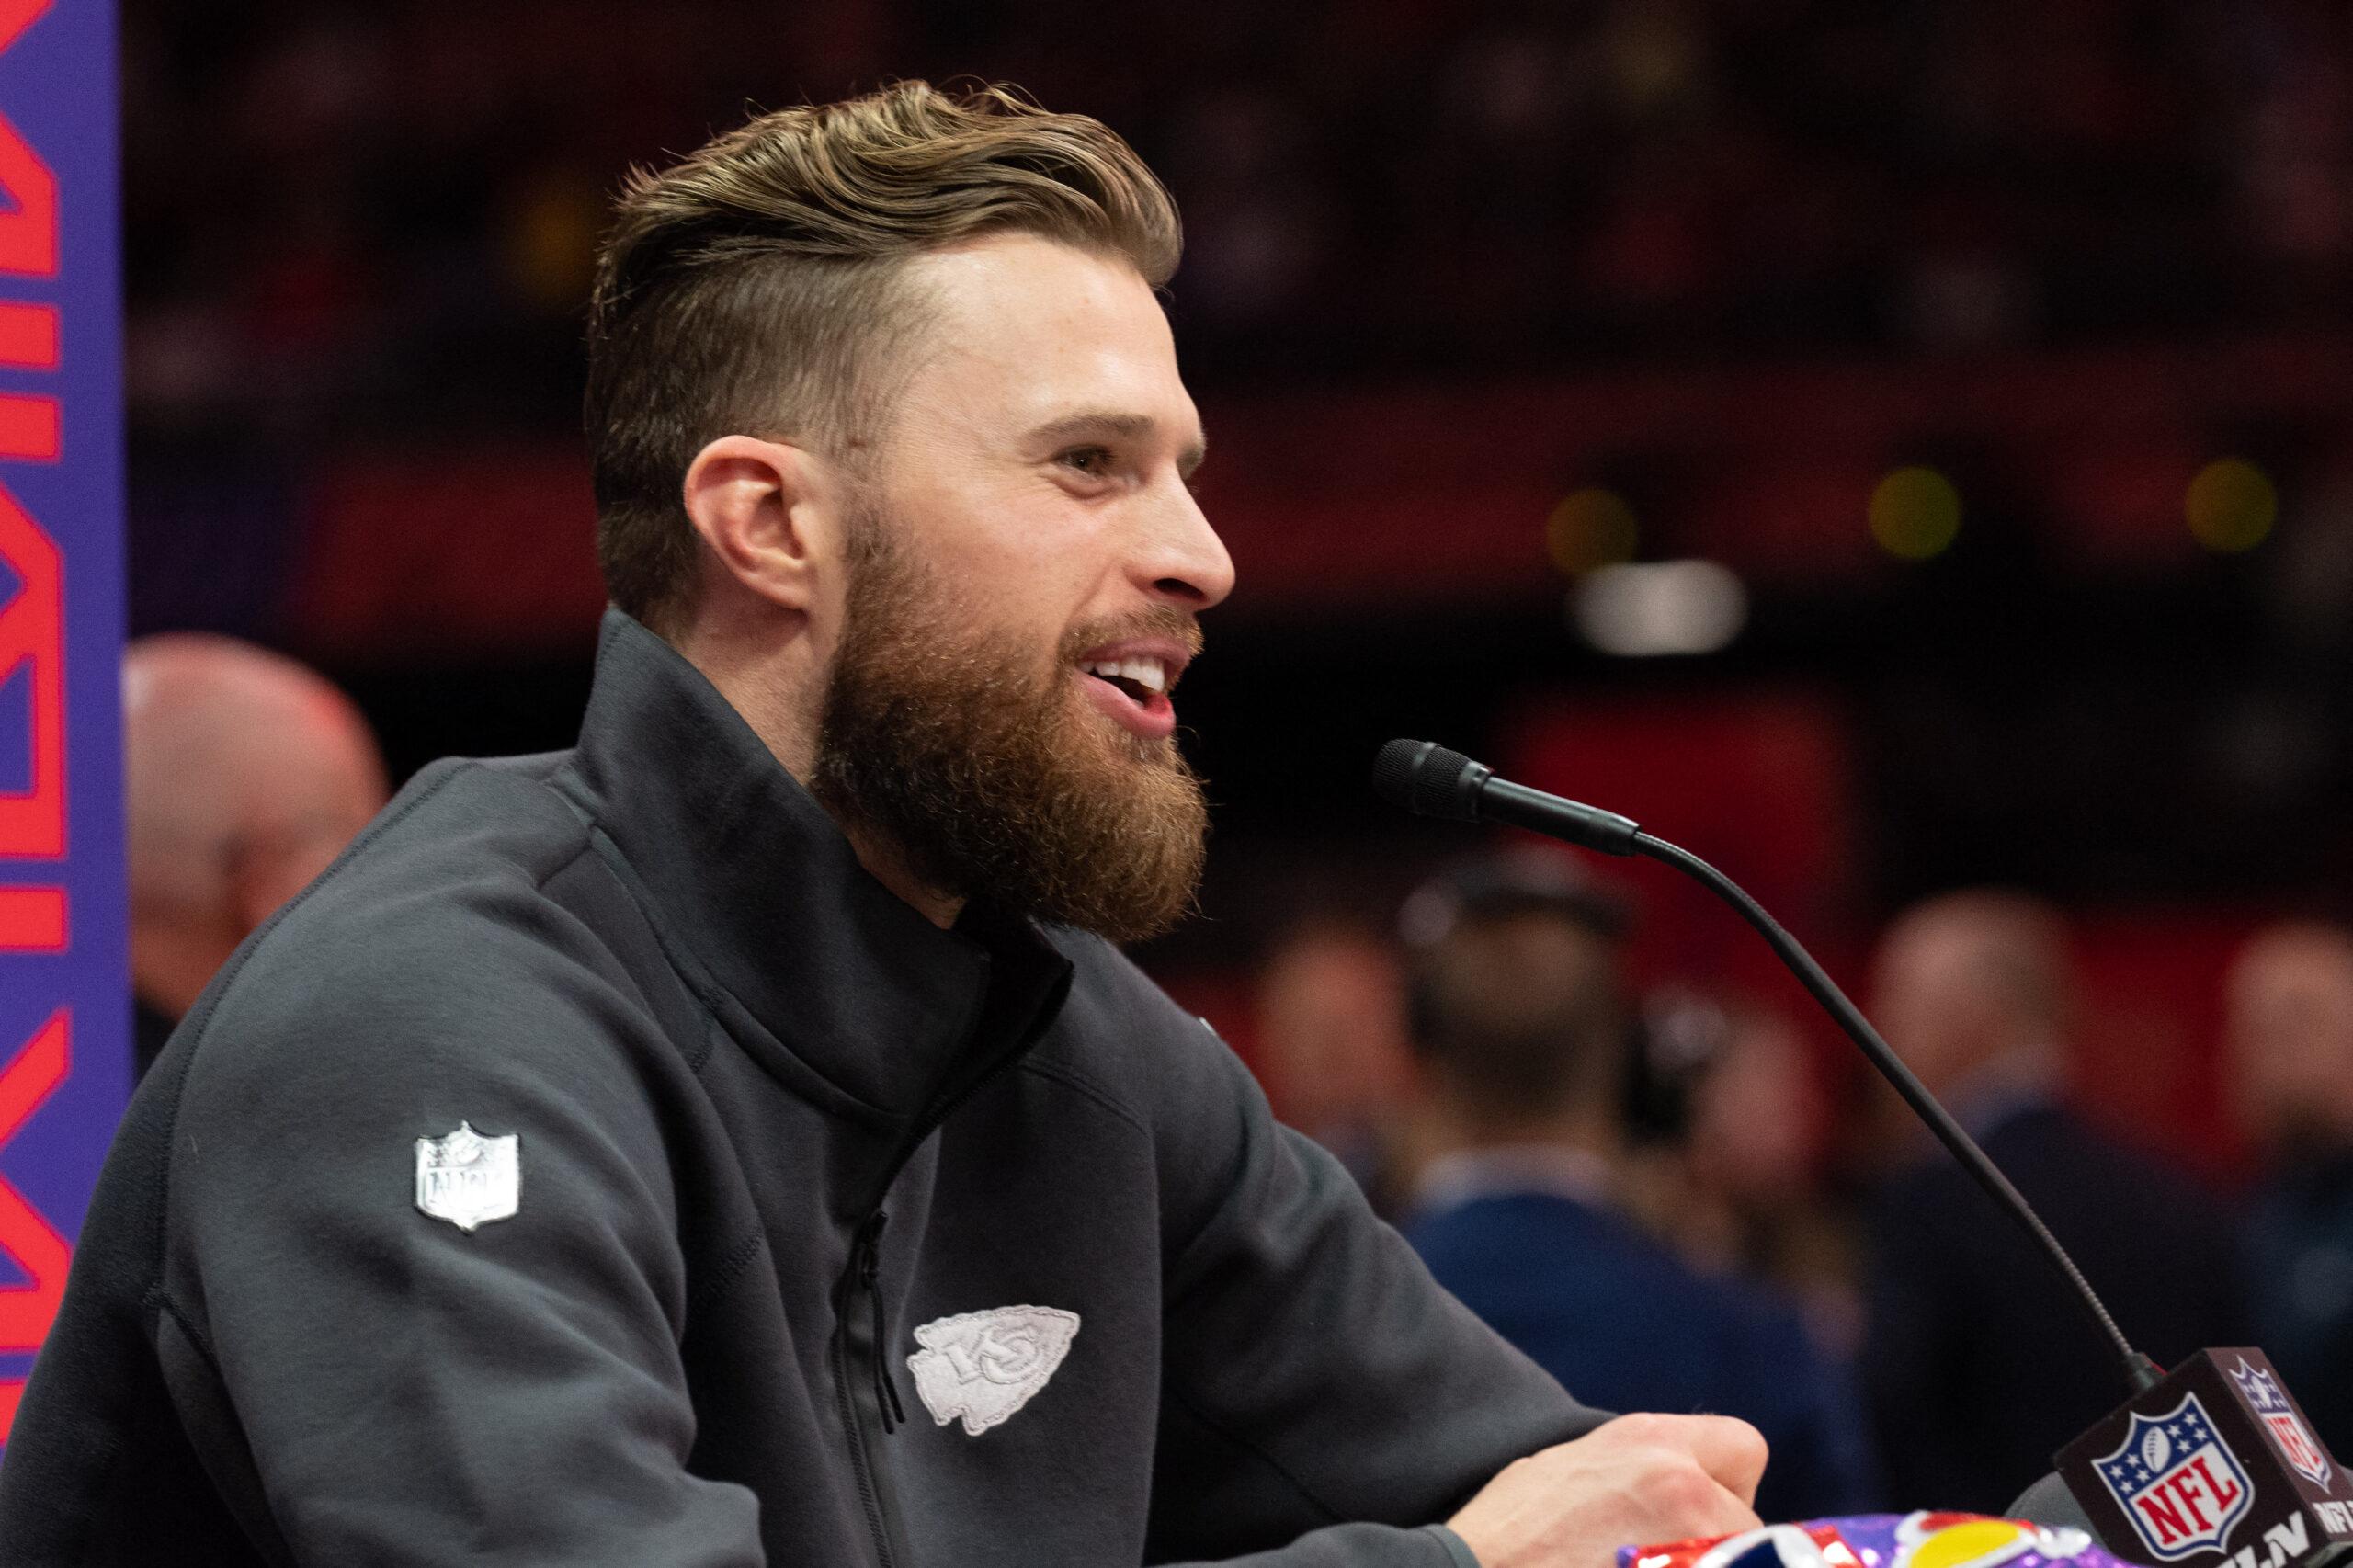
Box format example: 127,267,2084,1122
1446,1412,1770,1568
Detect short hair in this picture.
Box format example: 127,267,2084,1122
585,81,1182,634
1398,849,1632,951
1406,893,1632,1122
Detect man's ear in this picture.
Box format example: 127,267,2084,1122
680,435,847,615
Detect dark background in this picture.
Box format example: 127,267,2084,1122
115,0,2353,1170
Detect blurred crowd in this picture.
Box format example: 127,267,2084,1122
126,0,2353,439
1254,849,2353,1518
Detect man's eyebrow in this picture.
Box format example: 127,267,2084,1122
1029,412,1210,476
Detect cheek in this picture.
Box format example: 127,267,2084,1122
934,506,1102,628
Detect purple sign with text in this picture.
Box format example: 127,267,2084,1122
0,0,128,1440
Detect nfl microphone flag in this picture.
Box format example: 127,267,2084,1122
2058,1351,2353,1568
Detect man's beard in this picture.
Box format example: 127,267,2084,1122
809,521,1210,945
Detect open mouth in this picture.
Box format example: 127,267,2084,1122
1081,656,1169,706
1075,651,1180,739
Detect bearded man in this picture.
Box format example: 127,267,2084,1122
0,85,1768,1568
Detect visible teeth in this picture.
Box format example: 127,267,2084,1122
1084,657,1168,695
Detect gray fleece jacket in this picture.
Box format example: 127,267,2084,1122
0,610,1603,1566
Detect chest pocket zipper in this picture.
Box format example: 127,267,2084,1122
855,1211,907,1432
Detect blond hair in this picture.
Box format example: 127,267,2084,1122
584,81,1181,634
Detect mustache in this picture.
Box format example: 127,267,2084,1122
1058,605,1205,664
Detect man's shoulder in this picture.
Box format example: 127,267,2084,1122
323,748,592,897
1412,1188,1691,1291
1610,1222,1826,1373
1991,1104,2232,1228
1040,927,1191,1023
1027,928,1251,1118
172,753,655,1115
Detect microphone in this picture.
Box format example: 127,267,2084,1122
1371,738,2151,1385
1370,738,1641,855
1372,739,2353,1568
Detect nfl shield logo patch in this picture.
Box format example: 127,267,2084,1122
415,1122,519,1233
2232,1357,2332,1490
2095,1393,2256,1562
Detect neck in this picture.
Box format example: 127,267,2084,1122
1941,1041,2060,1120
1431,1096,1622,1166
677,617,822,781
677,619,965,931
841,822,966,930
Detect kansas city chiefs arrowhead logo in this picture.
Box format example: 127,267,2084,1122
907,1305,1079,1436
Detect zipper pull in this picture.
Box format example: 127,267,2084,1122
858,1211,907,1433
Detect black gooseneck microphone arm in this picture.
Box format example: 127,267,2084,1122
1633,830,2161,1397
1372,737,2164,1400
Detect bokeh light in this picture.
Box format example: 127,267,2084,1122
1869,467,1962,561
1571,560,1748,656
2184,458,2277,553
1547,487,1640,576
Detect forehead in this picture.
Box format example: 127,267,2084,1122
2235,938,2353,1006
892,233,1193,431
1881,912,2015,976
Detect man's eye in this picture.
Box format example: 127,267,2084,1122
1060,447,1113,475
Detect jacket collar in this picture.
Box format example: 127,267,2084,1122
560,609,1072,1121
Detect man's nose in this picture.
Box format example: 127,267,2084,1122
1135,481,1235,611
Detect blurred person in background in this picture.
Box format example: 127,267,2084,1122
1254,917,1422,1216
121,632,388,1078
1401,850,1881,1523
1659,994,1866,1358
1862,890,2246,1513
2227,920,2353,1449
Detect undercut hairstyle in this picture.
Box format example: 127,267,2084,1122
585,80,1182,635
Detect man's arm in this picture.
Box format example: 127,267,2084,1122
159,925,765,1566
1143,1017,1763,1567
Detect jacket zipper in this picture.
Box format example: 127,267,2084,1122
837,1210,909,1568
834,1020,1054,1568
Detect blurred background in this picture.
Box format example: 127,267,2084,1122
125,0,2353,1159
114,0,2353,1508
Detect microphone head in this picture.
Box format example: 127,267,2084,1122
1372,739,1486,822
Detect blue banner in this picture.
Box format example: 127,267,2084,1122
0,0,126,1437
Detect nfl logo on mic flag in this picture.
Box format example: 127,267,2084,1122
2092,1395,2253,1562
2059,1351,2353,1568
2234,1359,2332,1492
